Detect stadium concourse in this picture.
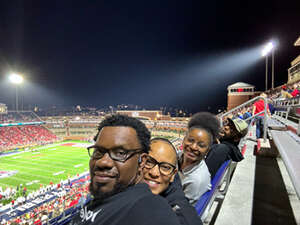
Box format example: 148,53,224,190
0,81,300,224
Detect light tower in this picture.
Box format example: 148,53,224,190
261,42,275,90
9,73,23,111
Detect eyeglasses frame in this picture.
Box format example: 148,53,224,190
87,145,143,163
143,155,176,176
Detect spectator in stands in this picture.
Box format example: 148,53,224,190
291,83,300,97
268,98,275,115
205,118,248,178
142,138,202,225
252,93,271,139
279,85,293,99
178,112,220,205
241,107,252,122
70,114,181,225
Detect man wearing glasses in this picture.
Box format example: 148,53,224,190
142,138,202,225
70,114,180,225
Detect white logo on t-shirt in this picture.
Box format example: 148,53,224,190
80,206,102,223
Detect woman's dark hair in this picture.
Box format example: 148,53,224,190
188,112,220,145
94,114,151,153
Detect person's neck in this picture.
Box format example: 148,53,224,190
181,157,199,170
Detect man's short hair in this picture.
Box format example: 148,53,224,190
94,114,151,153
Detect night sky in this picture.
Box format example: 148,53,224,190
0,0,299,113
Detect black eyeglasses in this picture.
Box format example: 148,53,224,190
87,146,142,163
143,155,176,176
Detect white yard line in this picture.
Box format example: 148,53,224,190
74,164,83,168
1,158,78,171
0,162,77,175
53,171,65,176
2,157,88,171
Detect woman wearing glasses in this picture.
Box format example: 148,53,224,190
141,138,202,225
179,112,220,205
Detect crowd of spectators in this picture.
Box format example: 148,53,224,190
265,81,300,100
0,126,58,151
0,179,90,225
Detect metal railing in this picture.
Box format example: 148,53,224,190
274,96,300,106
219,96,269,141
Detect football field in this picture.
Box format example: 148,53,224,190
0,141,90,192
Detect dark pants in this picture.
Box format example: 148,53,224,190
256,116,264,138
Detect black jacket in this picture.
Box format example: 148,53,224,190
205,141,244,178
70,183,181,225
160,174,203,225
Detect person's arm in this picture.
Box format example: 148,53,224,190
252,105,256,116
267,108,271,116
205,144,230,178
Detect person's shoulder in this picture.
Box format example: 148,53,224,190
121,183,153,199
173,201,203,225
128,183,172,209
130,194,181,225
210,143,231,152
138,191,170,206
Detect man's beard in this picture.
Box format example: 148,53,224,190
219,134,238,144
219,133,234,142
89,178,128,202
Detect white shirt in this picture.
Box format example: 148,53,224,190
179,160,211,205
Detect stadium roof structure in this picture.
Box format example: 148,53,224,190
227,82,254,88
294,36,300,46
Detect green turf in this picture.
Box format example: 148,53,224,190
0,141,90,193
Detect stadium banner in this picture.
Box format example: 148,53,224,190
0,121,45,127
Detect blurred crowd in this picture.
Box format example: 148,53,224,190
0,126,58,151
0,180,90,225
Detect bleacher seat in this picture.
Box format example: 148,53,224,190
270,130,300,198
195,160,231,220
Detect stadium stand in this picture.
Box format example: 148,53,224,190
1,80,300,225
0,111,43,124
0,126,58,151
0,173,90,225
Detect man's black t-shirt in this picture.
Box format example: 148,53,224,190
70,183,181,225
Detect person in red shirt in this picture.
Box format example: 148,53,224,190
291,84,300,97
252,93,271,138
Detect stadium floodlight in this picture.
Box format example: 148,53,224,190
261,42,274,57
9,73,23,84
9,73,24,111
261,41,276,90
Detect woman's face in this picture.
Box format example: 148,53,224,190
183,128,211,163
